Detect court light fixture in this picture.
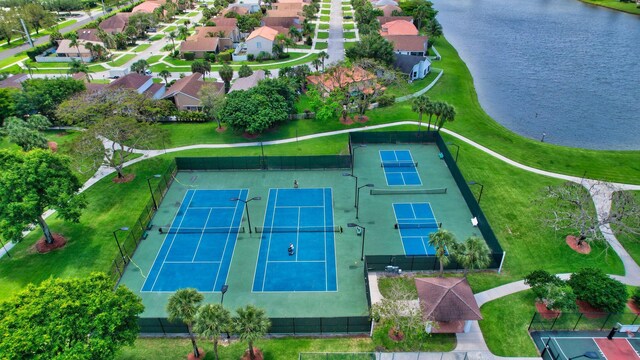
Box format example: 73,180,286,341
146,174,162,210
568,352,599,360
350,144,367,176
347,223,366,261
230,197,262,234
446,142,460,163
355,184,374,219
342,173,358,208
220,284,229,305
112,227,129,267
468,181,484,204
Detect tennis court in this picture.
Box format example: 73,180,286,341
533,330,640,360
379,150,422,186
141,189,247,292
252,188,338,292
393,202,441,256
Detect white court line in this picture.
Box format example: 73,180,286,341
276,205,324,209
164,261,219,264
591,338,608,359
212,188,244,292
261,189,279,291
191,208,213,262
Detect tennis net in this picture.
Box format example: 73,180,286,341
255,226,343,233
371,188,447,195
159,226,245,234
381,161,418,168
396,222,439,230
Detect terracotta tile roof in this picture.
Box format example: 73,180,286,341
377,16,413,25
164,73,223,100
77,28,101,42
263,16,300,28
222,5,249,16
377,4,401,17
132,1,162,13
383,35,428,52
268,26,292,36
307,66,376,92
380,19,418,36
108,73,151,90
415,277,482,322
208,18,238,27
271,2,304,10
180,37,219,52
229,70,266,92
277,0,307,3
193,26,237,39
0,73,28,89
99,12,133,33
56,39,103,56
247,26,279,41
143,82,165,97
266,9,302,18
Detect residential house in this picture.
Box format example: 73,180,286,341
107,73,165,99
221,4,254,16
132,1,162,13
271,2,305,10
193,25,241,43
379,19,418,36
180,37,222,58
228,70,266,92
163,73,224,111
56,39,103,61
307,66,382,96
99,12,133,34
208,18,238,27
377,16,413,26
277,0,309,3
394,55,430,81
77,29,102,42
266,8,304,20
179,25,238,58
262,16,301,29
71,72,107,92
245,26,279,56
415,277,482,334
383,34,430,81
0,74,28,89
371,0,398,6
376,4,401,17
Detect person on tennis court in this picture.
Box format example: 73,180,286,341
288,243,295,255
293,180,298,189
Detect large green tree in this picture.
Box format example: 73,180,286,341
194,304,232,360
0,149,86,244
198,84,226,129
21,3,56,35
167,288,204,359
1,114,51,151
567,268,627,313
219,64,234,93
345,33,395,66
0,88,18,122
0,9,19,45
453,236,491,277
15,78,85,120
0,273,144,359
428,229,456,276
411,94,432,134
191,59,212,79
234,305,271,360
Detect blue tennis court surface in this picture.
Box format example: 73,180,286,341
142,189,247,292
379,150,422,186
393,202,442,256
253,188,337,292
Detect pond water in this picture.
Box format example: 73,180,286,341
431,0,640,150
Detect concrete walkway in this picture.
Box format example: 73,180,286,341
327,0,345,64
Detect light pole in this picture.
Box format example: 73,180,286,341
146,174,162,210
356,184,374,219
342,173,358,208
220,284,231,339
230,196,261,233
350,144,366,176
568,352,599,360
446,142,460,163
468,181,484,204
113,227,129,265
348,223,366,261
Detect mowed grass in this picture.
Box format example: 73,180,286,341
579,0,640,15
320,15,330,22
344,32,356,39
107,54,136,67
315,41,328,50
615,191,640,265
478,290,540,357
319,23,330,30
317,32,329,39
343,23,355,30
132,43,152,52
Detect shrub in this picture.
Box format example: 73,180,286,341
256,51,271,62
162,44,175,52
278,53,291,60
305,35,313,46
238,64,253,78
26,44,55,61
218,49,233,62
175,111,208,122
376,94,395,107
183,52,196,61
537,283,578,312
633,288,640,306
567,268,628,313
524,270,564,288
247,54,255,61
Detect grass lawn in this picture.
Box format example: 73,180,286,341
385,70,440,97
344,32,356,39
579,0,640,15
51,19,77,30
160,52,314,70
479,290,540,357
107,54,136,67
315,41,328,50
319,23,330,30
344,42,357,50
186,11,199,17
321,9,331,15
117,337,376,359
320,16,330,22
177,19,191,25
148,34,163,41
614,191,640,265
317,32,329,39
163,25,177,33
132,43,152,53
342,6,351,10
343,23,355,30
292,44,312,49
146,55,164,64
0,54,28,69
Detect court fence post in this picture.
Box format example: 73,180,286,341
572,313,583,331
633,313,639,325
157,318,166,335
527,312,537,331
550,313,560,330
600,313,612,331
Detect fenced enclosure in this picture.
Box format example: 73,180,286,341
175,155,351,171
299,352,474,360
528,311,640,332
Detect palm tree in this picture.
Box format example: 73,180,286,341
166,30,177,50
311,58,322,72
454,236,491,277
288,26,301,42
178,25,190,40
191,59,211,79
437,103,456,131
167,289,204,359
234,305,271,360
131,59,149,74
194,304,231,360
219,64,233,93
263,69,271,78
318,51,328,71
68,34,83,63
428,229,456,277
158,69,171,85
430,101,445,133
411,94,431,135
68,59,91,82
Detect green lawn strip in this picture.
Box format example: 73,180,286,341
343,23,355,30
186,11,199,17
343,32,356,39
177,18,191,25
1,64,22,73
50,19,77,31
148,34,163,41
107,54,136,67
385,71,440,98
163,52,307,67
368,37,640,184
344,42,357,50
319,23,330,30
578,0,640,15
292,44,312,49
117,337,375,360
0,54,28,69
342,6,351,10
315,41,328,50
321,9,331,15
88,64,107,72
163,25,177,33
146,55,164,64
317,32,329,39
0,20,76,51
479,290,540,357
614,191,640,265
24,60,71,68
372,322,456,352
320,16,330,22
132,43,152,53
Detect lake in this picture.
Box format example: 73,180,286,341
431,0,640,150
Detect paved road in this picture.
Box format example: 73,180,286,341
327,0,345,64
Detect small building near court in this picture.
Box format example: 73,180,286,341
415,277,482,334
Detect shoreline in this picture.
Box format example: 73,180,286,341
578,0,640,15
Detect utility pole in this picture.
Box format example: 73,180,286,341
19,19,34,48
